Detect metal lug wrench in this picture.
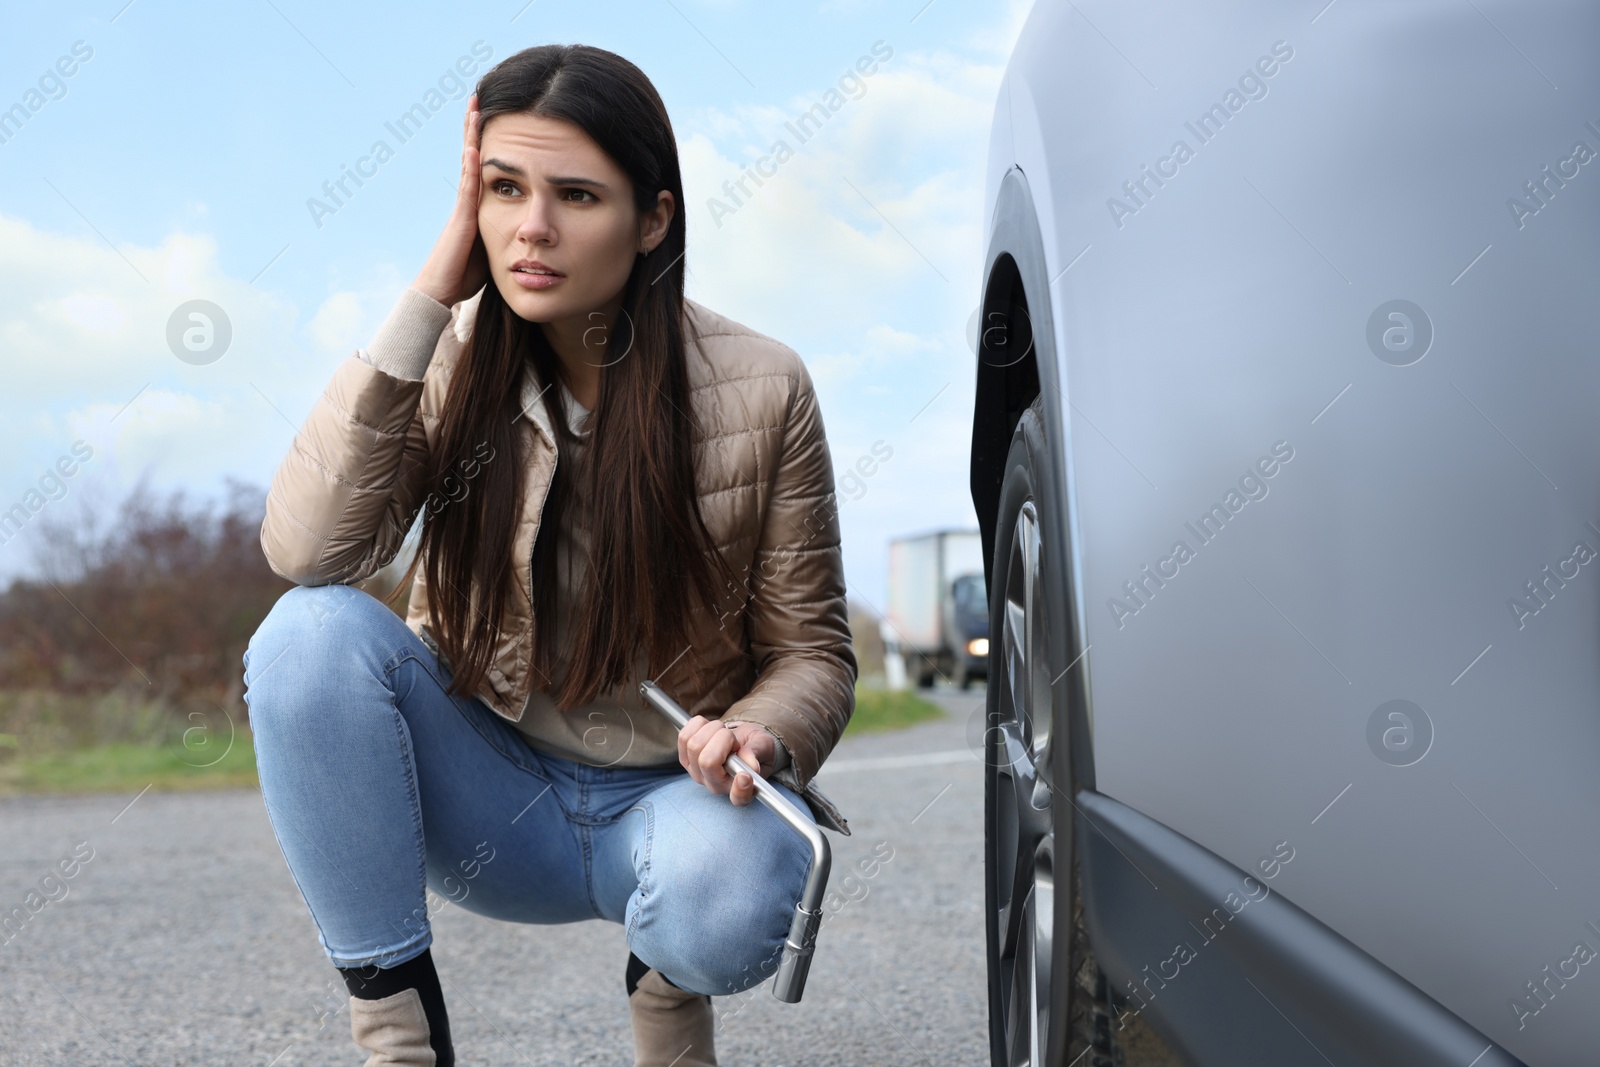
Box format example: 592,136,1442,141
639,680,832,1003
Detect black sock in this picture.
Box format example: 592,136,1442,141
338,947,454,1066
626,949,654,996
626,949,701,998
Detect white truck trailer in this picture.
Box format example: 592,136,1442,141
885,528,989,689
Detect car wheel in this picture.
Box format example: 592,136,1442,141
983,397,1104,1066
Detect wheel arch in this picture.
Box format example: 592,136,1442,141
971,164,1095,796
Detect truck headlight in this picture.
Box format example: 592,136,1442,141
967,638,989,657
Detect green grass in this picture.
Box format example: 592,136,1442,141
0,736,259,797
843,686,948,736
0,684,949,796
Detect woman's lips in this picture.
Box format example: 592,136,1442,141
511,268,564,290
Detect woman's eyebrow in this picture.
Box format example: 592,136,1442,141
480,158,609,190
545,175,609,189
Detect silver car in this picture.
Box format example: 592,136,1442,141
972,2,1595,1064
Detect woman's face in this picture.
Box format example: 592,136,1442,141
477,111,672,330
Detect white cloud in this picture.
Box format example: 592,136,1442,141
678,46,1003,339
307,290,367,356
973,0,1036,59
0,212,420,579
670,34,1013,601
53,291,128,336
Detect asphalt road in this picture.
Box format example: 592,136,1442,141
0,685,990,1066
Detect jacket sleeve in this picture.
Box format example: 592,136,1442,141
259,286,453,586
719,355,858,790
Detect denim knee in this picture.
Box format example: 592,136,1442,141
632,822,811,997
649,882,799,997
243,584,395,705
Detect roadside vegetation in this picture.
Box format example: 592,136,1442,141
0,476,279,797
0,479,956,797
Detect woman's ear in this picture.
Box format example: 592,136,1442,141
639,189,675,254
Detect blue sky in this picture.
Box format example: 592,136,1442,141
0,0,1030,610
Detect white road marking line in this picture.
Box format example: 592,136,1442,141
818,749,975,773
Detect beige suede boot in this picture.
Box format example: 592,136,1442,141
627,957,718,1067
348,988,439,1066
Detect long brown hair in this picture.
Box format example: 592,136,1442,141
386,43,742,710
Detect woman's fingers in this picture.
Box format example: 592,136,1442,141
676,718,763,806
680,715,725,788
678,715,707,785
411,95,487,307
698,726,736,791
728,762,755,806
679,716,737,789
458,96,479,215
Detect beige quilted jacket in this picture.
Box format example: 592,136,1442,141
259,286,857,835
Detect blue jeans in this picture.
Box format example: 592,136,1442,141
241,583,814,997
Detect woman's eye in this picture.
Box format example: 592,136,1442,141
487,181,591,202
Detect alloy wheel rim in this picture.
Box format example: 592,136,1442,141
992,498,1056,1066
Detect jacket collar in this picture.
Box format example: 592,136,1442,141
455,286,712,448
453,286,559,448
519,365,558,448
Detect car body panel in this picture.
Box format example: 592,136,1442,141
983,2,1600,1061
1077,789,1526,1066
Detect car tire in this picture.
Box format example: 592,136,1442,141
983,396,1107,1066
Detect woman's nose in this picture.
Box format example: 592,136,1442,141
515,195,557,243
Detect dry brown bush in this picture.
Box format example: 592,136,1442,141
0,474,292,742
